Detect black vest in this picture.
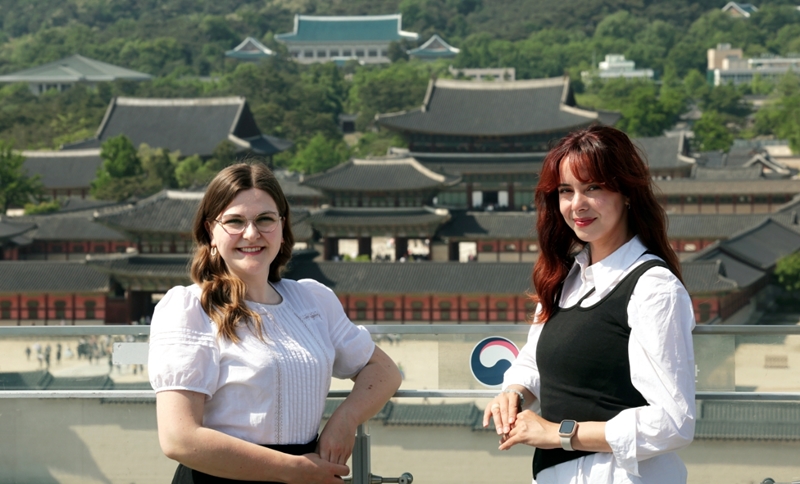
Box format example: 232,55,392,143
532,259,668,478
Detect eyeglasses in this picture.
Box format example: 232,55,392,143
213,213,283,235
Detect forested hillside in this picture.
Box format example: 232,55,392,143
1,0,799,166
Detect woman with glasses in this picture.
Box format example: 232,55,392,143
148,163,401,483
483,126,695,483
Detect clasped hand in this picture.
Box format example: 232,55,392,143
483,393,559,450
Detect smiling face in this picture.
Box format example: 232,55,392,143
558,156,630,263
208,188,283,288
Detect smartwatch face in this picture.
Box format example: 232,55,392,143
559,420,576,435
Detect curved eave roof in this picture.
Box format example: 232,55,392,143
0,261,109,293
654,179,800,195
309,207,449,228
0,54,152,83
0,220,36,240
276,14,418,43
96,192,201,234
285,260,532,295
376,78,611,137
437,211,537,239
302,158,459,192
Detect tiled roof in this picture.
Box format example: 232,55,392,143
681,260,738,293
0,219,36,240
275,171,324,199
225,37,274,60
654,179,800,195
308,207,450,230
0,54,152,83
0,261,109,293
377,77,617,136
436,210,536,239
302,158,459,192
693,165,763,180
86,253,192,281
720,218,800,270
690,247,766,289
633,134,695,170
418,158,543,176
96,191,201,234
276,15,418,43
95,190,314,239
22,149,103,189
284,259,533,295
665,213,799,239
291,209,314,241
16,212,127,241
408,34,460,59
776,194,800,214
63,97,291,158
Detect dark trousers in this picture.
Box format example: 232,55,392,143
172,439,318,484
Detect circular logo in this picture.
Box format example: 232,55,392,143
470,337,520,388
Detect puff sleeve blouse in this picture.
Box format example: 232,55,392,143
148,278,375,446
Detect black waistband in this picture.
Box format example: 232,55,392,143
172,439,318,484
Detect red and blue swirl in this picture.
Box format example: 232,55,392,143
469,337,520,388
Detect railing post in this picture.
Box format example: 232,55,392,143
352,422,371,484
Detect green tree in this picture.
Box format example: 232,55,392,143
174,155,206,189
289,133,350,175
754,72,800,152
0,141,44,212
91,134,146,201
693,110,734,152
775,252,800,293
138,143,179,189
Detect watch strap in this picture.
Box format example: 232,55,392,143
560,433,574,451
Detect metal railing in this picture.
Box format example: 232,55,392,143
3,324,800,483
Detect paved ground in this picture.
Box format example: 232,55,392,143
0,338,150,383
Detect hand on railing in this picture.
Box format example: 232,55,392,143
342,472,413,484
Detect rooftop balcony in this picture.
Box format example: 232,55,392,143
2,324,800,484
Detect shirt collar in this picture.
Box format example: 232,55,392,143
573,236,649,296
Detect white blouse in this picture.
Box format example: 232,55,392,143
148,278,375,446
503,236,696,484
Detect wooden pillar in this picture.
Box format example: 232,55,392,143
17,293,21,326
358,237,372,260
395,237,408,261
508,183,515,210
324,237,338,260
466,183,473,210
448,241,458,261
44,294,49,326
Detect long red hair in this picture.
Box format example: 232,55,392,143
532,125,681,324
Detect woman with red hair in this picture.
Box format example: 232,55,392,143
483,126,696,483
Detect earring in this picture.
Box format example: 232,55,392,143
210,246,217,257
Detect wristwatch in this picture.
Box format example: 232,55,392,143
558,420,578,451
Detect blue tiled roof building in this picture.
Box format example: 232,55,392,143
276,14,418,64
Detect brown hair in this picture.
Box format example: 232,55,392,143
190,162,294,342
532,125,681,324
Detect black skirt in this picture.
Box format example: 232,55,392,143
171,439,318,484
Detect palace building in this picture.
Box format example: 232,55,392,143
376,77,620,210
276,14,418,64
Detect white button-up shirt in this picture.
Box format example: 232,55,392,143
503,236,696,484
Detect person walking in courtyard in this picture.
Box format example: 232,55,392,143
149,162,401,483
484,126,696,484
